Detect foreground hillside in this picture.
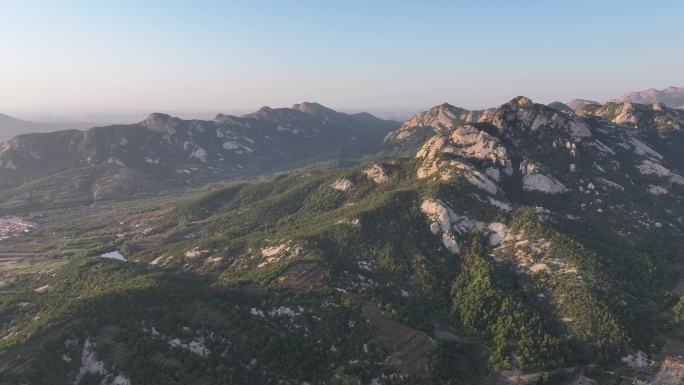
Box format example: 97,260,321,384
1,97,684,384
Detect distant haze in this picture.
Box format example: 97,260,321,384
1,0,683,117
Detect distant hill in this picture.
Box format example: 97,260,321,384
0,113,44,141
566,98,599,111
0,113,94,141
577,100,684,130
547,101,574,113
0,103,399,209
611,85,684,109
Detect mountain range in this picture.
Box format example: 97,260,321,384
0,103,398,212
1,93,684,384
542,86,684,114
611,86,684,109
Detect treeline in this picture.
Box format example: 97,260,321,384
0,258,386,385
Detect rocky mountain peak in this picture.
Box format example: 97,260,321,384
505,97,573,116
484,97,591,138
244,106,294,122
495,96,554,116
386,96,597,146
383,103,474,144
436,102,456,109
212,113,234,123
292,102,337,117
141,113,181,134
402,103,468,129
511,96,534,107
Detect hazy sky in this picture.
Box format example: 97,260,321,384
2,0,683,114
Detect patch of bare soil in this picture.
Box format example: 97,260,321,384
277,262,326,289
345,292,431,377
650,357,684,385
272,261,431,377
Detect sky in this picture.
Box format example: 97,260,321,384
1,0,683,117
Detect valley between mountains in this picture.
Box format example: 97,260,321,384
1,97,684,385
